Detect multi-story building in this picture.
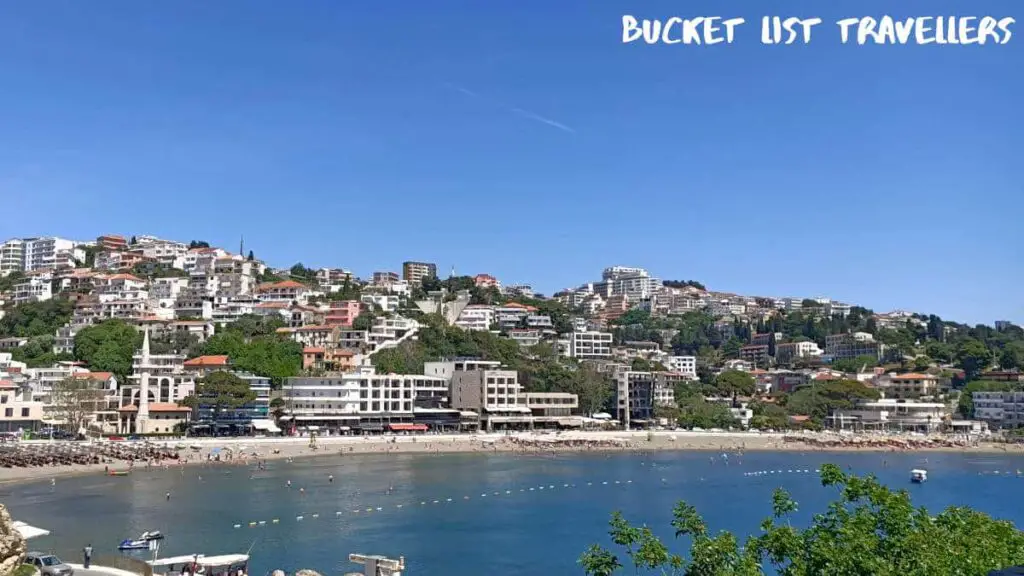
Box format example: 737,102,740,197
614,371,678,428
315,268,354,288
324,300,362,327
0,379,45,432
371,271,400,286
828,399,947,432
361,293,399,313
123,331,196,407
591,266,662,302
94,250,147,272
739,344,771,366
282,366,453,433
518,392,580,426
212,256,257,298
402,261,437,286
567,331,613,360
424,359,531,430
96,235,129,252
13,272,53,303
880,373,940,398
133,236,189,269
454,305,495,332
0,239,25,277
256,280,311,304
473,274,499,288
25,362,89,403
825,332,886,361
23,237,82,272
775,341,823,364
664,356,697,379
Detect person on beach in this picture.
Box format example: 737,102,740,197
83,544,92,569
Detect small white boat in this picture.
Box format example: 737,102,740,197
911,469,927,483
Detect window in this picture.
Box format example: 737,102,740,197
3,408,10,417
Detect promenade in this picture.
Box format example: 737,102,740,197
67,564,140,576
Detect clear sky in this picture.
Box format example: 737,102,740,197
0,0,1021,325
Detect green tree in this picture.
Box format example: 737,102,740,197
580,464,1024,576
713,369,755,401
73,320,140,380
782,379,879,423
956,338,993,381
675,397,737,429
352,310,376,331
832,355,878,373
0,298,74,338
181,371,256,414
1000,342,1024,371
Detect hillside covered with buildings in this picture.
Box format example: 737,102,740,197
0,233,1022,437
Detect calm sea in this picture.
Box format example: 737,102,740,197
3,450,1024,575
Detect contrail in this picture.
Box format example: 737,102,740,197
443,83,575,135
511,107,576,134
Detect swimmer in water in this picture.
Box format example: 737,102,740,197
328,475,334,483
51,478,56,487
166,492,171,501
286,480,292,488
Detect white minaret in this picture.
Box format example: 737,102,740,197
138,328,151,424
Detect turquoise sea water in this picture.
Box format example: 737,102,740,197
4,450,1024,575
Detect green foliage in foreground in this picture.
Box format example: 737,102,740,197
580,464,1024,576
13,564,38,576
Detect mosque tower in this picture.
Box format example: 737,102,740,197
137,328,152,427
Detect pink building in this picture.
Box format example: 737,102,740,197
325,300,362,327
474,274,499,288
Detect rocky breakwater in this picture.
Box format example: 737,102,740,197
0,504,27,576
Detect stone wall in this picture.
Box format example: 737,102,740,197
0,504,27,576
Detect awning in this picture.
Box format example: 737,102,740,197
12,521,49,540
388,423,428,432
251,419,282,433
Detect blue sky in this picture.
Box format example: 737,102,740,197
0,0,1021,325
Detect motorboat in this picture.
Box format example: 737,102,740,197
147,553,249,576
108,470,131,477
119,538,155,551
911,469,927,483
140,531,164,541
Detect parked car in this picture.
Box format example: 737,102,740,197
24,552,74,576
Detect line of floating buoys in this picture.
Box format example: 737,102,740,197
231,477,637,528
979,470,1023,476
743,469,815,477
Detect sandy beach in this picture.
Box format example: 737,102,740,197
1,431,1020,487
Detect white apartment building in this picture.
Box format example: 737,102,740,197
592,267,662,302
775,341,823,364
361,293,400,313
257,280,312,304
972,391,1024,428
13,272,54,303
829,399,947,432
0,239,25,277
211,296,260,325
425,359,530,429
567,331,613,360
455,305,495,332
282,366,450,431
664,356,697,378
23,237,82,272
133,236,189,269
25,362,89,403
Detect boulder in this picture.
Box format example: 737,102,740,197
294,570,324,576
0,504,27,576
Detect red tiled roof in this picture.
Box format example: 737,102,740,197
303,347,326,354
893,373,935,380
258,280,307,291
73,371,114,381
183,355,229,367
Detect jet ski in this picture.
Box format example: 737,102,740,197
140,531,164,541
118,538,151,551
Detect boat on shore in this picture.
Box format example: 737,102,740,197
911,469,928,483
108,470,131,476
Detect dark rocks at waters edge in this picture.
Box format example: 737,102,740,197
0,504,28,576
